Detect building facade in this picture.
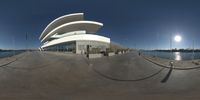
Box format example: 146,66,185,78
39,13,110,54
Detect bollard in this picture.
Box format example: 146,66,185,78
169,61,174,68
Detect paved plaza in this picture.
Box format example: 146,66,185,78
0,51,200,100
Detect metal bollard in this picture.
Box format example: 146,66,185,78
169,61,174,68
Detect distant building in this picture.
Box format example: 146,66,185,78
39,13,110,54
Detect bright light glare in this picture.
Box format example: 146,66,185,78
174,35,182,42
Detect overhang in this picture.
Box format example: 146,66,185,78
39,13,84,40
41,21,103,43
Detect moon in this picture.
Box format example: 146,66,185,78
174,35,182,42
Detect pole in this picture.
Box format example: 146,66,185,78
12,36,15,56
192,34,195,60
156,32,158,57
170,33,172,60
26,33,28,51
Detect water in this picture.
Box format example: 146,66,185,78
142,51,200,61
0,50,24,58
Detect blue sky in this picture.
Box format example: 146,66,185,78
0,0,200,49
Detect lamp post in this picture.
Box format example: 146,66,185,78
155,32,159,57
170,33,173,60
26,33,28,51
12,36,15,56
192,34,195,60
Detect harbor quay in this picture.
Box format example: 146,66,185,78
0,51,200,100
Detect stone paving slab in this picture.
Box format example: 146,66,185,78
142,54,200,70
0,51,200,100
0,52,28,67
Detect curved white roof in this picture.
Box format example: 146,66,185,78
41,21,103,43
41,34,110,48
39,13,84,40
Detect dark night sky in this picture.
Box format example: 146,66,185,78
0,0,200,49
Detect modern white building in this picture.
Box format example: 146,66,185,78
39,13,110,54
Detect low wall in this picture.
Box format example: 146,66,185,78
88,54,103,59
108,52,115,56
